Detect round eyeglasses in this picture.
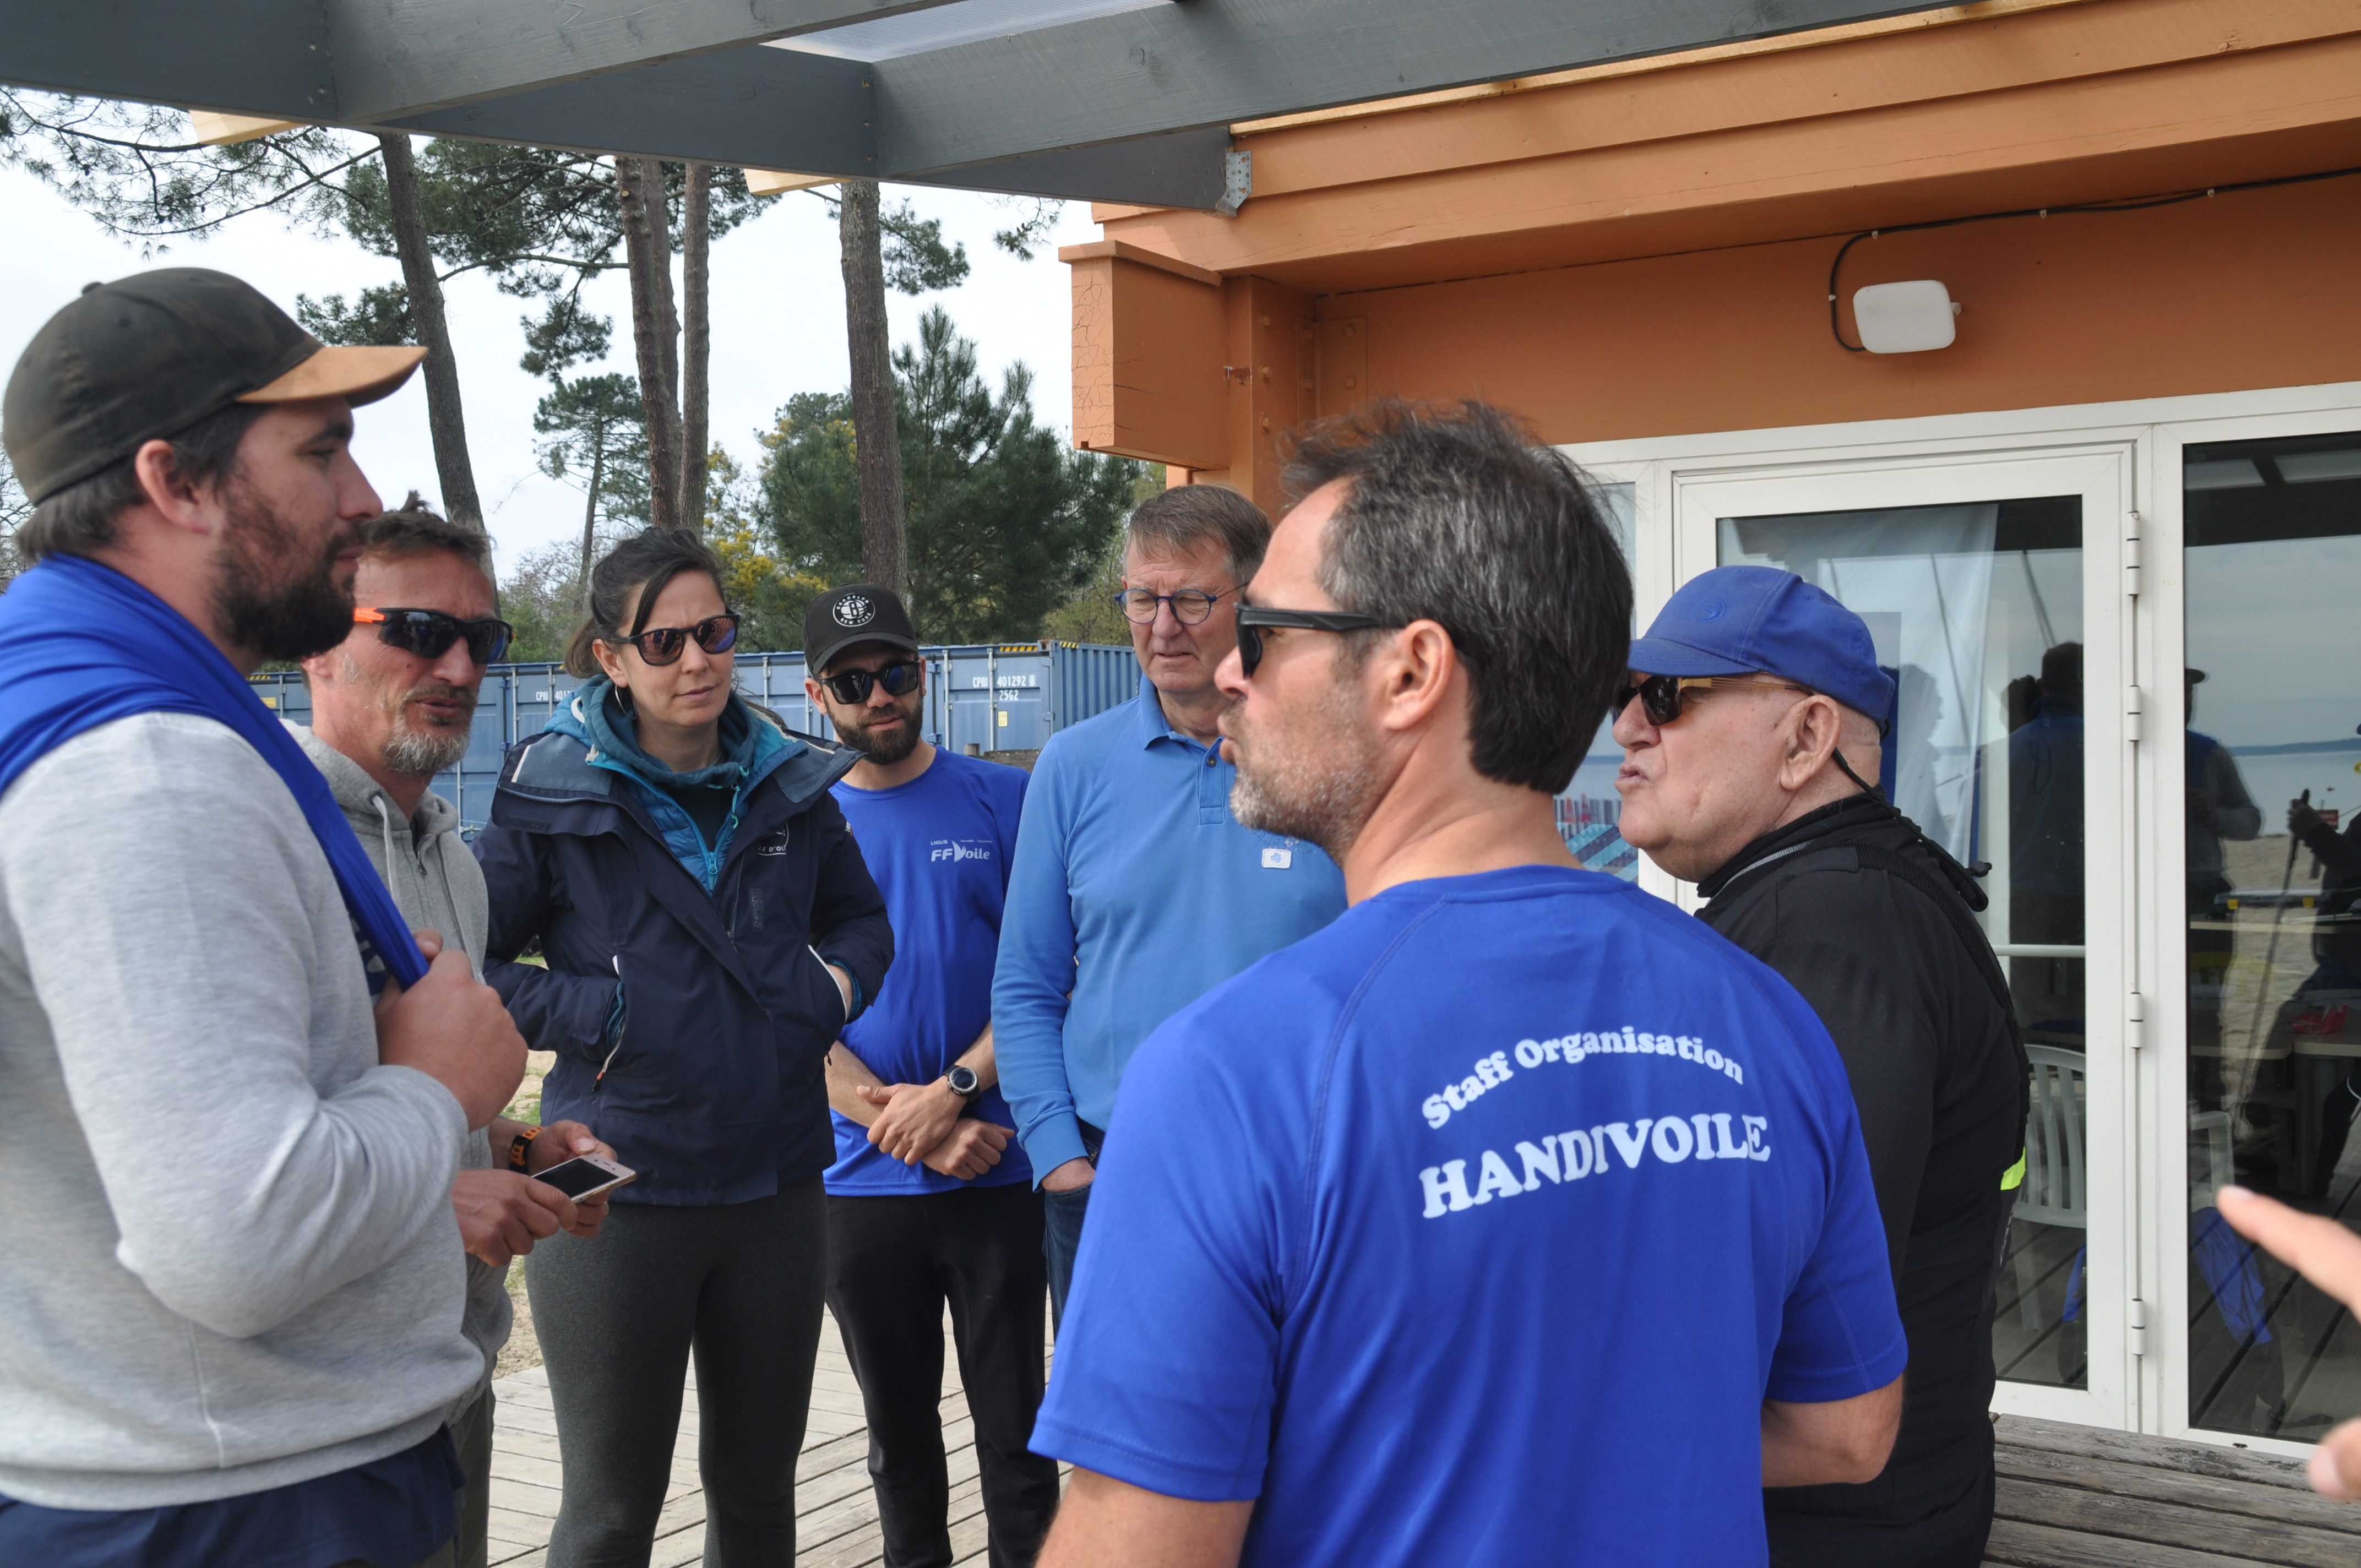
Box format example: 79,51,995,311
1112,587,1234,625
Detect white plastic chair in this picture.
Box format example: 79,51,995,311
2015,1044,2087,1330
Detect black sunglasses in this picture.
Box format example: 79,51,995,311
1234,605,1390,677
355,607,514,666
1614,673,1814,727
818,660,923,705
610,614,739,667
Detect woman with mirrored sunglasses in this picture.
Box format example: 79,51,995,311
472,528,893,1566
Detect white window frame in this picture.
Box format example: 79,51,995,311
1558,377,2361,1454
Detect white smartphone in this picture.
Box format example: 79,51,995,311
530,1153,637,1202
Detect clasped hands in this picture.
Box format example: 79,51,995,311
859,1077,1009,1181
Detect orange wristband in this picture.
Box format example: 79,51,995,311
507,1126,539,1172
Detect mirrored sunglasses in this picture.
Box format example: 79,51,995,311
819,660,923,705
612,614,739,667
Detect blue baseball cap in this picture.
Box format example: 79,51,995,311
1628,566,1897,729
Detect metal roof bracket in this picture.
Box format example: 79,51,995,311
1216,148,1252,217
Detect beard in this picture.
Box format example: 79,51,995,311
835,697,923,766
1227,679,1384,862
339,652,477,776
211,483,356,662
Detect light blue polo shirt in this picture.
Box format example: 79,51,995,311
992,674,1347,1178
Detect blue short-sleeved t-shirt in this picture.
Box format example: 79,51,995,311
1031,864,1906,1568
828,749,1031,1195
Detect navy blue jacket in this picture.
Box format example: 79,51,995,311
475,723,893,1205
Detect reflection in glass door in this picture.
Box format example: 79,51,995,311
1718,499,2090,1389
1558,482,1641,879
2183,430,2361,1440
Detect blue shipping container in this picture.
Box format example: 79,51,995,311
252,641,1138,833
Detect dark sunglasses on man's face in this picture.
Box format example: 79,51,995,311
355,607,515,666
1614,673,1813,727
819,660,923,705
611,614,739,667
1233,605,1390,677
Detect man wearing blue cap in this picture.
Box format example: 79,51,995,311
1615,565,2029,1568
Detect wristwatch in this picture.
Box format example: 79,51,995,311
945,1065,983,1103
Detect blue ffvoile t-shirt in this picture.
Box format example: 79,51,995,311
1031,864,1906,1567
827,749,1032,1195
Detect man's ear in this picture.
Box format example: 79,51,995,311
1373,619,1457,735
131,439,215,537
1779,695,1845,790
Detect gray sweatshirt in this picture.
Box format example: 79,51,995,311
0,712,478,1509
293,722,509,1421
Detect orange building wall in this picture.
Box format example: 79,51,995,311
1067,0,2361,511
1327,175,2361,454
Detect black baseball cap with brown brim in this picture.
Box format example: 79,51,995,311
2,266,426,506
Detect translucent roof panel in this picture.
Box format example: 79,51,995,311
771,0,1172,62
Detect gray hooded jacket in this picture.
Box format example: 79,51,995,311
294,723,508,1418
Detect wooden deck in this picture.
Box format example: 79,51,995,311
482,1308,1035,1567
480,1317,2361,1566
1989,1416,2361,1567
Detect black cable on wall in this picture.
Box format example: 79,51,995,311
1826,165,2361,353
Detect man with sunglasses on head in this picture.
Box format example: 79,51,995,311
1614,566,2028,1568
995,486,1347,1322
0,270,525,1568
295,496,618,1568
799,584,1061,1568
1030,404,1905,1568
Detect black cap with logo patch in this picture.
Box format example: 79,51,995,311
804,582,920,675
2,267,425,506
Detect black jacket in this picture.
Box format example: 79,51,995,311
476,725,893,1206
1698,796,2027,1556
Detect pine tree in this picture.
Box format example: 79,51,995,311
760,307,1140,644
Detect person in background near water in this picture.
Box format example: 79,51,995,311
296,496,619,1568
994,484,1348,1321
0,269,525,1568
1613,566,2027,1567
474,529,894,1567
1031,401,1906,1568
804,583,1062,1568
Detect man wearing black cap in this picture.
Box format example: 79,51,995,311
0,270,525,1568
1614,565,2028,1568
802,584,1061,1568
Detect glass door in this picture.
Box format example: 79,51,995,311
1673,448,2136,1429
2178,428,2361,1443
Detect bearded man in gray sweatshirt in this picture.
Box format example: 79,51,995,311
295,498,618,1568
0,270,527,1568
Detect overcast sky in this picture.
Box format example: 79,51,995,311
0,162,1098,578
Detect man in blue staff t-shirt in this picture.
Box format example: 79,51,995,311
804,584,1060,1568
1031,401,1909,1568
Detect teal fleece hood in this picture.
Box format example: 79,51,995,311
547,677,798,891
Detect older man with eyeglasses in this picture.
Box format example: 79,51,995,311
994,485,1348,1321
1614,566,2030,1568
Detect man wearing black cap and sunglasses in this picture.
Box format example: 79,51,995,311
0,269,526,1567
801,583,1061,1568
1614,565,2030,1568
